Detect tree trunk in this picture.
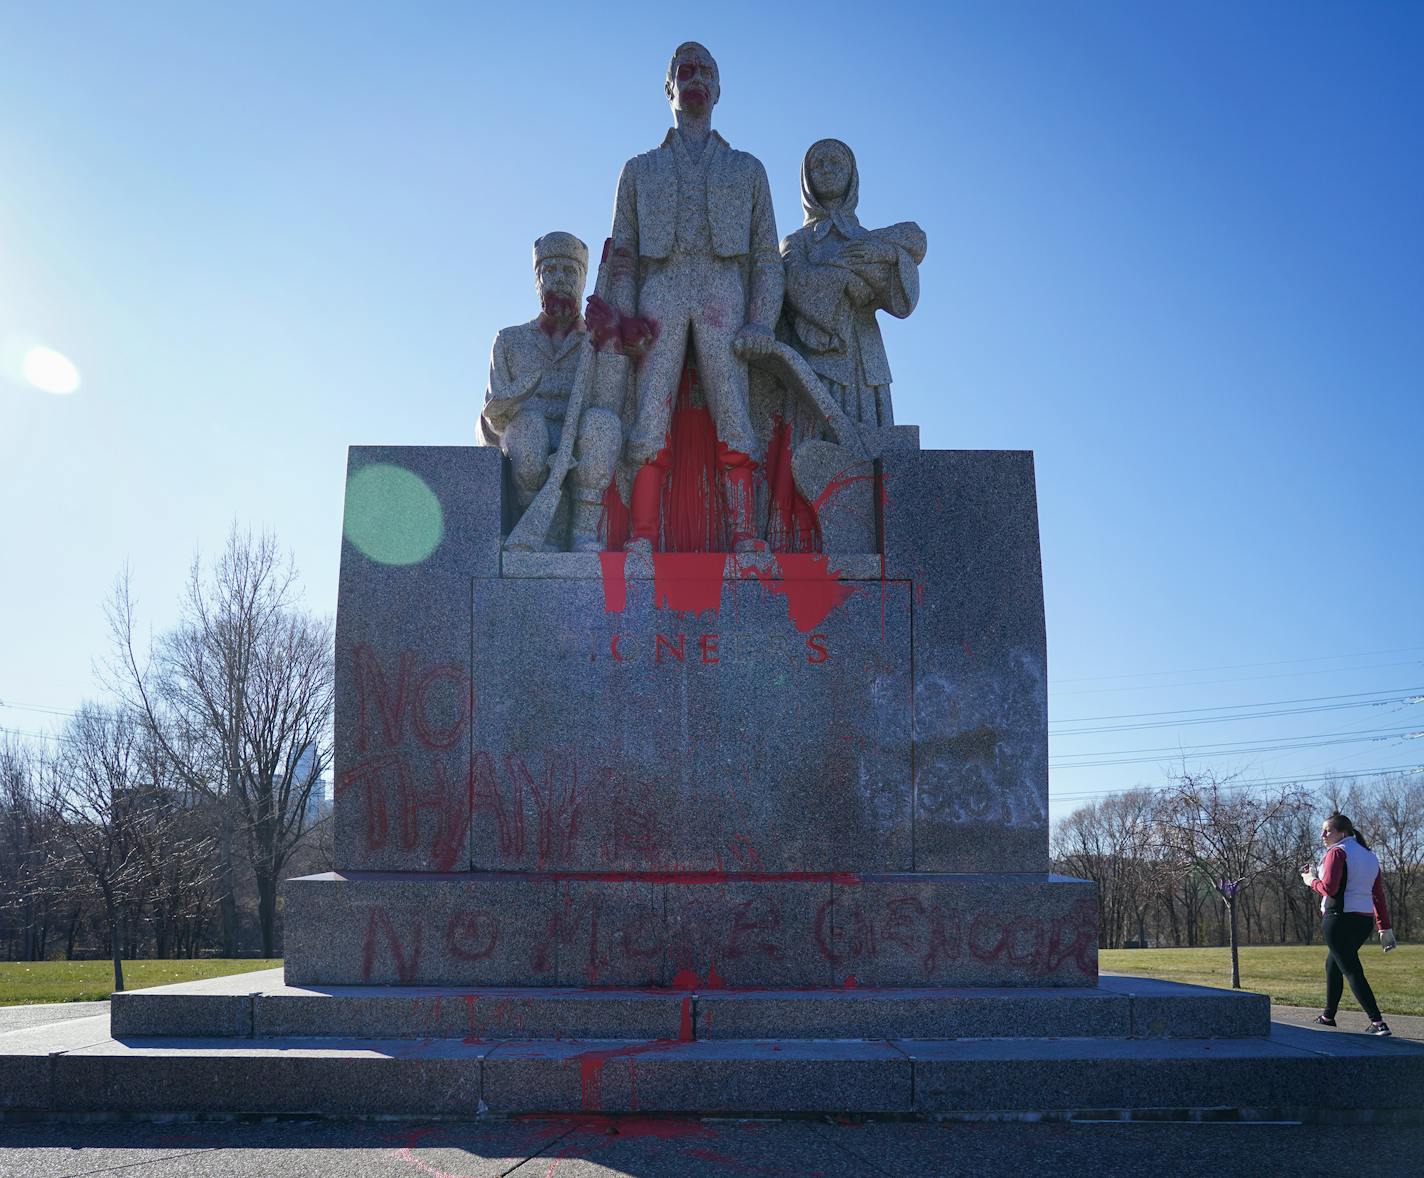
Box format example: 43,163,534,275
1228,897,1241,989
257,869,277,958
217,795,238,957
104,892,125,993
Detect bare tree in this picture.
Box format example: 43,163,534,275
109,526,334,956
1053,789,1163,948
1158,769,1313,988
42,706,209,991
0,736,60,961
1352,772,1424,940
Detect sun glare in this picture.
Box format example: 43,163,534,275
21,345,82,395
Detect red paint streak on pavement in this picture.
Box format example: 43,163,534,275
652,551,726,614
598,551,628,613
752,554,856,633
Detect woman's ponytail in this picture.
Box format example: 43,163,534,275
1326,812,1371,851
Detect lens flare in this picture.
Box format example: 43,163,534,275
343,463,444,565
20,345,81,395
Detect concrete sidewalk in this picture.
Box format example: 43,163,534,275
1271,1004,1424,1042
2,1115,1424,1178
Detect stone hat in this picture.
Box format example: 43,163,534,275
532,231,588,272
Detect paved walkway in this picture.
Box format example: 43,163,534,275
2,1116,1423,1178
1271,1004,1424,1041
0,1001,108,1033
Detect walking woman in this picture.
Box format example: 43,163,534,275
1300,812,1398,1035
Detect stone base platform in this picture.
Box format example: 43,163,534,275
109,969,1268,1041
283,871,1100,988
5,988,1424,1120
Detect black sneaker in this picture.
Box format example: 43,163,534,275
1370,1021,1392,1037
1314,1014,1336,1027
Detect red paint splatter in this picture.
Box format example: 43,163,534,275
678,995,694,1041
652,552,726,615
661,358,728,552
575,1041,677,1111
671,967,700,989
751,554,856,633
601,478,630,552
842,974,859,989
598,551,628,613
705,964,726,989
764,415,820,553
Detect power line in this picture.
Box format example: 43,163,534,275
1050,686,1424,727
1050,725,1424,769
1051,645,1424,684
1050,658,1424,697
1051,764,1424,804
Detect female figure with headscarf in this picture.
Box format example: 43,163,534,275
780,139,927,427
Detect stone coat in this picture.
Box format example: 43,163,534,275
479,318,588,450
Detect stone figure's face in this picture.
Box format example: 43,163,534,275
667,48,719,116
536,256,585,315
806,144,853,205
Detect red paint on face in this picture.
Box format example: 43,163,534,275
751,554,856,633
598,551,628,613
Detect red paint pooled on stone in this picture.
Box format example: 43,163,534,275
671,968,700,989
652,552,726,615
598,551,628,614
678,995,694,1041
842,974,859,989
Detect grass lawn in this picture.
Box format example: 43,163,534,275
0,960,281,1006
1101,943,1424,1017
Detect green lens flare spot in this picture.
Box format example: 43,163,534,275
343,463,444,565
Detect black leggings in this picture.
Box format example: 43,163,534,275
1322,912,1381,1021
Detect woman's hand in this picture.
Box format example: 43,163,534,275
1381,930,1398,952
1300,867,1318,887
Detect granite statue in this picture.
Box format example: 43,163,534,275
479,232,621,550
782,139,927,428
605,41,784,554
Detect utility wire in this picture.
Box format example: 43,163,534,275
1052,644,1424,684
1050,686,1424,727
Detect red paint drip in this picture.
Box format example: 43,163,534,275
598,551,628,614
842,974,859,989
752,554,856,633
671,967,700,989
678,996,694,1041
576,1040,680,1111
659,357,729,552
652,552,726,615
705,965,726,989
600,477,630,552
764,414,820,553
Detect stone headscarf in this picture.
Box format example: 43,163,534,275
800,138,861,241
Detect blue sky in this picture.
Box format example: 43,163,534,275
2,1,1421,824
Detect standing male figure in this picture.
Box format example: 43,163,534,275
480,231,621,549
608,42,783,552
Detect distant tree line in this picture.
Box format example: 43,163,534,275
0,529,334,983
1053,769,1423,973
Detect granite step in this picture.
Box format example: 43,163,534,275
5,1012,1423,1119
108,969,1269,1040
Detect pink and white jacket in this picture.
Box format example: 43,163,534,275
1311,835,1392,930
